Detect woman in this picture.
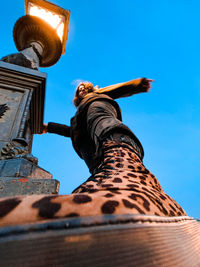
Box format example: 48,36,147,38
43,77,186,217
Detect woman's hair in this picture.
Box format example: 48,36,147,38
73,81,94,107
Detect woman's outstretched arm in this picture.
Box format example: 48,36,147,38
95,78,154,99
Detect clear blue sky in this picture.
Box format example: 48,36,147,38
1,0,200,218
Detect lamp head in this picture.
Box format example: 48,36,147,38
13,0,70,67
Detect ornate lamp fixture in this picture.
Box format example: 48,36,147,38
0,1,70,196
4,0,70,69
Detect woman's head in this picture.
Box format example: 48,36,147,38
73,81,94,107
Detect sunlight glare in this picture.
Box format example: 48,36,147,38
28,3,64,41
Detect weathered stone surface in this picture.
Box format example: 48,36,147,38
0,178,59,197
0,62,59,197
0,61,47,159
0,158,58,197
0,158,52,179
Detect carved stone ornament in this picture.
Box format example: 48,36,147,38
0,104,9,119
0,138,38,164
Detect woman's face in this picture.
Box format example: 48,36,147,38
78,84,88,99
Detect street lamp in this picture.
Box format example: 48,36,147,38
4,0,70,69
0,0,70,197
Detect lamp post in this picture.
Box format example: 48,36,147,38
0,0,70,197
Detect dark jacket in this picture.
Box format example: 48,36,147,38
48,78,146,173
48,93,144,173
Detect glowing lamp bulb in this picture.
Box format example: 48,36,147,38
25,0,70,55
28,3,65,41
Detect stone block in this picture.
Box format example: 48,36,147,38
0,158,59,197
0,158,52,179
0,177,59,197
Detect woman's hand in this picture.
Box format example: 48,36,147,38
42,123,48,134
141,78,154,92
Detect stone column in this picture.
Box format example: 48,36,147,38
0,61,59,197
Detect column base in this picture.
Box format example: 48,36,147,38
0,158,59,197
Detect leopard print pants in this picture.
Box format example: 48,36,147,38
73,140,186,217
0,140,186,227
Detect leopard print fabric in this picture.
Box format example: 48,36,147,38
0,140,186,227
73,140,186,216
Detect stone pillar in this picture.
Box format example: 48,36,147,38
0,61,59,197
